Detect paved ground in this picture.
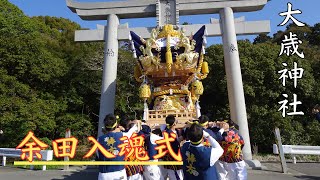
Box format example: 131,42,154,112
249,162,320,180
0,162,320,180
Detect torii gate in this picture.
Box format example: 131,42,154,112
66,0,270,163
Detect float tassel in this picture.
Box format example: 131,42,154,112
166,34,173,73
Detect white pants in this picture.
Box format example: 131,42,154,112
162,169,183,180
159,165,168,179
98,169,127,180
128,173,143,180
215,160,247,180
143,165,164,180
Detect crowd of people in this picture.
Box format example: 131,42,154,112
96,114,247,180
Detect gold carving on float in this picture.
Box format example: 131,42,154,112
139,28,161,71
191,80,204,103
175,30,199,69
153,89,190,97
153,94,193,111
134,65,142,82
157,24,181,38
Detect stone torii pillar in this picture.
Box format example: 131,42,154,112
220,7,252,160
97,14,119,138
66,0,270,163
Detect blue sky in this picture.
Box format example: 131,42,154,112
8,0,320,44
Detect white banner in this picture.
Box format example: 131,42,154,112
156,37,180,47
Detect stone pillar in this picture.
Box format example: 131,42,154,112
98,14,119,137
219,7,252,160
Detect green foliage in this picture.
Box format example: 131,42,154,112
55,114,94,141
253,33,272,44
0,1,101,148
308,23,320,46
201,44,229,118
115,48,144,119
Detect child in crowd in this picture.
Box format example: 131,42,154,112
181,123,224,180
97,114,139,180
161,115,184,180
215,119,247,180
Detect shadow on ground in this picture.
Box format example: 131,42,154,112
51,167,98,180
293,175,320,180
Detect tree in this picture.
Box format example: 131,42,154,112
308,23,320,46
253,33,272,44
115,48,144,119
0,1,101,147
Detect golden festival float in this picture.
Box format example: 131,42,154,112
130,24,209,128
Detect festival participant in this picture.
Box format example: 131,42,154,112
143,127,165,180
120,118,144,180
215,119,247,180
161,115,184,180
208,118,226,134
181,123,223,180
312,105,320,122
97,114,139,180
199,115,224,142
119,115,131,132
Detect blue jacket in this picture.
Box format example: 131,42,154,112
97,132,125,173
204,128,223,142
181,142,218,180
315,112,320,121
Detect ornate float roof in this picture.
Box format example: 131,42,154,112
130,25,206,86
